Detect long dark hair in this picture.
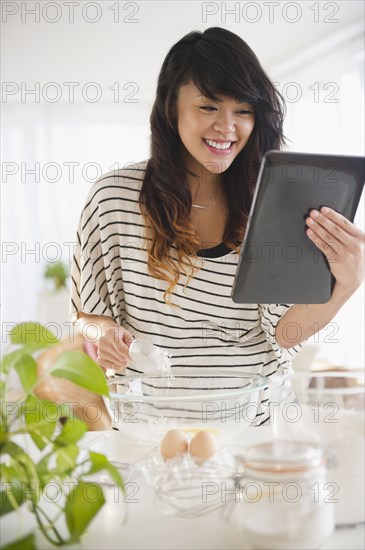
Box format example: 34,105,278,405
139,27,286,305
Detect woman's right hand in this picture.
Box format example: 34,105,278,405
96,325,134,373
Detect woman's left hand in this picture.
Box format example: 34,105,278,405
306,206,365,293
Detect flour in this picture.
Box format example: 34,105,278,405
129,339,173,381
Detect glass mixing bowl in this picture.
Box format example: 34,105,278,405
106,369,267,444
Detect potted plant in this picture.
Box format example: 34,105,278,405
43,262,69,293
0,322,124,549
38,262,71,339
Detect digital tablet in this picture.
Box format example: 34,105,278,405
231,151,365,304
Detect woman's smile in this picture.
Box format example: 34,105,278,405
202,137,236,155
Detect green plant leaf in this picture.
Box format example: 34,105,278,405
37,444,79,479
54,418,87,446
86,452,125,492
0,379,6,400
13,354,37,394
65,480,105,541
103,462,124,492
9,322,59,347
24,395,58,450
1,441,25,458
0,419,8,445
86,451,109,474
55,444,79,474
0,350,27,375
1,458,28,488
16,458,40,497
0,480,26,516
1,454,40,506
51,351,109,397
1,532,36,550
35,454,54,489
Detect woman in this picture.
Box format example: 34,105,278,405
46,28,364,428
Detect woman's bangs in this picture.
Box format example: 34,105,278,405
189,62,259,106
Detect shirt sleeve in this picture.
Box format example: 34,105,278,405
69,183,121,324
258,303,303,370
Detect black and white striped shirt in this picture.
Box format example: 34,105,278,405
70,160,302,425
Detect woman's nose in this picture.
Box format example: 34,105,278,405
213,112,235,134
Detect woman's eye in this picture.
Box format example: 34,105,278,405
199,106,253,115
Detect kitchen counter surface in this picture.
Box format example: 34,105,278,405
2,428,364,549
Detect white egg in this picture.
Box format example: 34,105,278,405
160,429,189,461
190,431,218,464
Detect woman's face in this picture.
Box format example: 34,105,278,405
176,82,255,174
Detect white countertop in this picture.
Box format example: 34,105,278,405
2,429,364,550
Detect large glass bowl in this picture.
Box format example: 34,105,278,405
106,369,267,444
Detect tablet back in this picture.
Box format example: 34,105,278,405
231,151,365,304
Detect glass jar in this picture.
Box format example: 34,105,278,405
236,440,335,550
270,370,365,526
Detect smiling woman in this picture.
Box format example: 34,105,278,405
138,27,285,303
66,27,364,429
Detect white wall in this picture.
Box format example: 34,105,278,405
2,1,364,366
270,24,364,368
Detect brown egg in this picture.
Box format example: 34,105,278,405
160,429,189,461
190,431,218,464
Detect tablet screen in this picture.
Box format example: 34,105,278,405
231,151,365,304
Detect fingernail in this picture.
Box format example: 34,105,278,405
321,206,330,214
311,210,319,218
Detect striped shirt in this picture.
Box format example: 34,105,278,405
70,160,302,426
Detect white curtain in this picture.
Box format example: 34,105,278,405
2,101,151,336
